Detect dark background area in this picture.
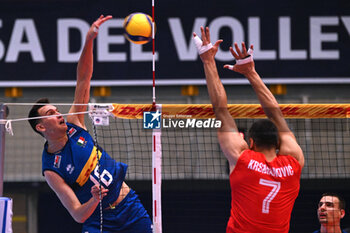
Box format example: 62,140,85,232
0,0,349,83
7,179,348,233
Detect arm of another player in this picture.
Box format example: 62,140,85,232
67,15,113,129
44,170,108,223
195,27,248,173
224,43,304,168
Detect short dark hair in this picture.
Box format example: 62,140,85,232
321,192,346,210
28,98,50,137
248,119,278,149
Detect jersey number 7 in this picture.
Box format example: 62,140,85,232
259,179,281,214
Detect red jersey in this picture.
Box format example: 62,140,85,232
227,149,301,233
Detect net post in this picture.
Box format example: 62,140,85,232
0,104,8,196
152,104,162,233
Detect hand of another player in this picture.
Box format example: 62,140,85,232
91,184,109,201
86,15,113,41
224,42,256,76
194,26,223,63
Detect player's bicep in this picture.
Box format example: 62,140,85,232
217,131,248,169
44,171,81,216
278,132,305,168
67,104,86,129
216,108,248,169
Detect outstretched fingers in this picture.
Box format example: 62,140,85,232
241,42,247,56
100,15,113,24
234,42,243,58
248,44,254,54
87,15,113,39
229,46,240,60
200,26,207,45
206,27,211,44
225,42,255,73
213,39,223,49
95,15,113,28
230,42,253,59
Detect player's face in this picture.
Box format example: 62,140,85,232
317,196,343,226
37,105,67,136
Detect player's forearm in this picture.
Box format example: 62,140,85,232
204,61,240,132
77,36,94,81
203,61,228,113
72,197,100,223
72,37,94,115
244,70,282,120
74,38,94,104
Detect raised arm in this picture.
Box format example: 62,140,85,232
67,15,112,129
195,27,248,173
224,43,304,168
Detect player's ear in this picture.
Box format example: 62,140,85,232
340,209,345,219
36,122,45,134
277,138,281,150
249,138,254,149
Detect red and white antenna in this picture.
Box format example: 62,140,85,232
151,1,163,233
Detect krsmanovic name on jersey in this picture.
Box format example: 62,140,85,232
247,159,295,177
162,118,222,128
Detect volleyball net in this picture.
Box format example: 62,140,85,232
2,103,350,232
100,103,350,179
91,103,350,232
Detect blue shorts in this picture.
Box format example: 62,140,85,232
82,190,152,233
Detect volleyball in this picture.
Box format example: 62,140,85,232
123,12,154,45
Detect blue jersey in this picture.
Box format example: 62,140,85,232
42,123,152,232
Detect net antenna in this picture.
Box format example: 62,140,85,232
151,1,163,232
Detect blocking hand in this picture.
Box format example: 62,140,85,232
193,26,223,63
224,42,255,76
86,15,113,41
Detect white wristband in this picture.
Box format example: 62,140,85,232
193,35,213,55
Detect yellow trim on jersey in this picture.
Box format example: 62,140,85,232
76,146,102,186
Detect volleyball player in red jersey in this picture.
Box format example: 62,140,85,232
193,27,305,233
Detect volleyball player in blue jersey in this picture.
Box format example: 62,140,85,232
28,15,152,233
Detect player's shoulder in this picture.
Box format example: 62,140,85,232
240,149,264,160
240,149,257,157
66,122,89,137
276,153,300,165
236,149,263,165
275,154,302,175
66,122,83,130
238,149,252,161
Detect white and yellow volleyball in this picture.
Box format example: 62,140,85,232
123,12,155,45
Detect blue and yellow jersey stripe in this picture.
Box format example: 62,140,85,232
76,146,102,186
